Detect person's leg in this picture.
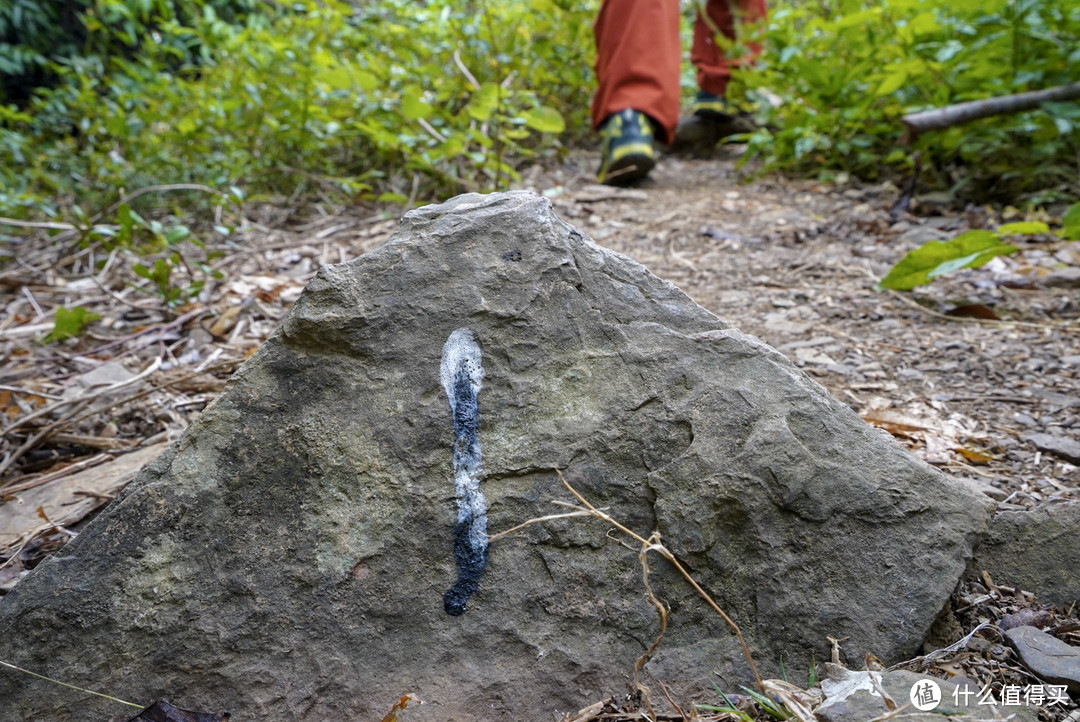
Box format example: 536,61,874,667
592,0,682,145
690,0,766,100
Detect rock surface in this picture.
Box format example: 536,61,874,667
0,192,991,720
1005,625,1080,695
1024,432,1080,464
969,500,1080,609
816,667,1036,722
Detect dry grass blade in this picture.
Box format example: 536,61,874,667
634,533,669,719
761,679,820,722
485,510,597,543
487,468,765,696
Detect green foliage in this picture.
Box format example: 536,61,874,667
697,686,755,721
697,684,792,721
0,0,593,220
45,306,102,343
1063,203,1080,240
877,202,1079,289
877,230,1018,290
731,0,1080,203
0,0,263,104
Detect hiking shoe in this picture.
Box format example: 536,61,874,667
692,90,733,120
598,109,656,185
669,92,756,157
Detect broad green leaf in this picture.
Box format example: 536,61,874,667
995,221,1049,236
176,115,198,134
45,307,102,343
353,70,378,92
907,11,938,36
522,106,565,134
401,89,433,121
875,69,908,96
877,230,1018,291
321,66,355,90
467,83,500,121
165,225,191,244
1061,203,1080,241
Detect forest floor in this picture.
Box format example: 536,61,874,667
1,145,1078,719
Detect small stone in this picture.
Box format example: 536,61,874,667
1024,432,1080,464
1004,625,1080,694
1012,412,1038,427
1039,266,1080,289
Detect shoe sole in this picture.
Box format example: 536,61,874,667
602,143,656,185
668,114,755,157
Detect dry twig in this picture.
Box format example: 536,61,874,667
488,468,765,703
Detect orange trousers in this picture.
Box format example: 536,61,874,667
592,0,766,144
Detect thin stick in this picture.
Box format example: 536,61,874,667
486,510,597,543
901,82,1080,136
0,399,92,479
494,468,764,690
557,471,764,690
0,660,143,709
452,50,481,90
0,453,110,496
1,357,161,439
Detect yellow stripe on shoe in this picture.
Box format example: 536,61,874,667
598,109,657,185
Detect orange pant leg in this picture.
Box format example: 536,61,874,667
591,0,682,144
691,0,767,97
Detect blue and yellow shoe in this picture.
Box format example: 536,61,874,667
670,91,754,156
598,108,656,185
692,90,733,120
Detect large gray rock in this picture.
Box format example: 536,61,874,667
0,192,990,720
969,500,1080,609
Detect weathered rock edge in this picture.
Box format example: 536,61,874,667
0,191,990,721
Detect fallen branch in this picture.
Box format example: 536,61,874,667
901,82,1080,137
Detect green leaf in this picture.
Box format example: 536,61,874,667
995,221,1049,236
165,225,191,244
1061,203,1080,241
45,306,102,343
522,106,565,134
875,69,908,96
401,88,433,121
467,83,500,121
877,230,1018,291
353,70,378,92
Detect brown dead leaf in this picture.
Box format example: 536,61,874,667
946,304,1000,320
956,447,994,465
860,412,930,437
254,285,283,303
379,694,420,722
208,306,244,338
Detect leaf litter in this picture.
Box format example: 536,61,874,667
1,149,1078,718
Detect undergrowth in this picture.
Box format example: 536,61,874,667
0,0,593,222
1,0,1076,237
729,0,1080,205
